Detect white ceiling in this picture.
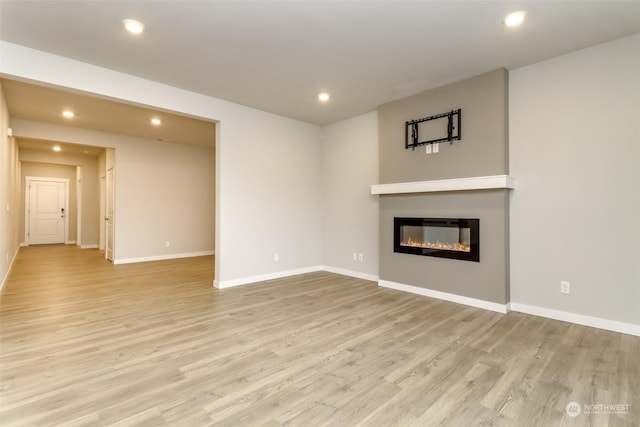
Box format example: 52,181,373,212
1,0,639,127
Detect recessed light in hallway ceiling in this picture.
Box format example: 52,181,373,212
123,19,145,35
503,11,526,27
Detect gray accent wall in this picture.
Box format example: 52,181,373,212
377,68,510,304
379,69,508,183
380,191,509,304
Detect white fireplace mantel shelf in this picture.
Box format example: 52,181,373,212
371,175,515,195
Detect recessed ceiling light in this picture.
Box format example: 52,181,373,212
504,11,526,27
62,110,75,118
318,92,330,102
53,145,61,152
150,118,162,126
123,19,145,34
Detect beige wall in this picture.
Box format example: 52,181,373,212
0,84,21,289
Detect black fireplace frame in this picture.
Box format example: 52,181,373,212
394,217,480,262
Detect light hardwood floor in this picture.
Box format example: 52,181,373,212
1,245,638,426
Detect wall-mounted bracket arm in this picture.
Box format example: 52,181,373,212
405,109,461,150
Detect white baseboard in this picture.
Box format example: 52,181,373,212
378,279,509,314
214,265,323,289
214,265,378,289
114,251,215,265
509,302,640,337
80,244,98,249
1,246,20,292
208,267,640,337
374,280,639,335
5,246,633,336
66,240,76,245
321,265,378,282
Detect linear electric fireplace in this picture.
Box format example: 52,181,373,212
394,217,479,262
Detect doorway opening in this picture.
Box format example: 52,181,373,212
19,143,111,261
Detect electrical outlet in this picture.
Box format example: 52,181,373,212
432,142,439,153
352,252,358,261
165,241,171,248
274,253,279,262
425,144,432,154
560,281,570,294
358,253,364,262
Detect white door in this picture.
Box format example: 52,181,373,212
105,168,114,261
27,179,67,245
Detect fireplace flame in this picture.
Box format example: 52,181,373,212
401,238,470,252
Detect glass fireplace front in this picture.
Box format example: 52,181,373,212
394,217,479,262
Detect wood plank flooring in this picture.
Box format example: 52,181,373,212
1,245,638,426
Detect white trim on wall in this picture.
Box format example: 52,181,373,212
203,264,640,336
378,280,639,336
377,280,639,336
379,279,509,313
0,245,20,292
214,265,378,289
371,175,515,195
509,302,640,337
322,266,378,282
214,265,323,289
114,250,215,265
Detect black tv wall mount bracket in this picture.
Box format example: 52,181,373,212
405,109,461,150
